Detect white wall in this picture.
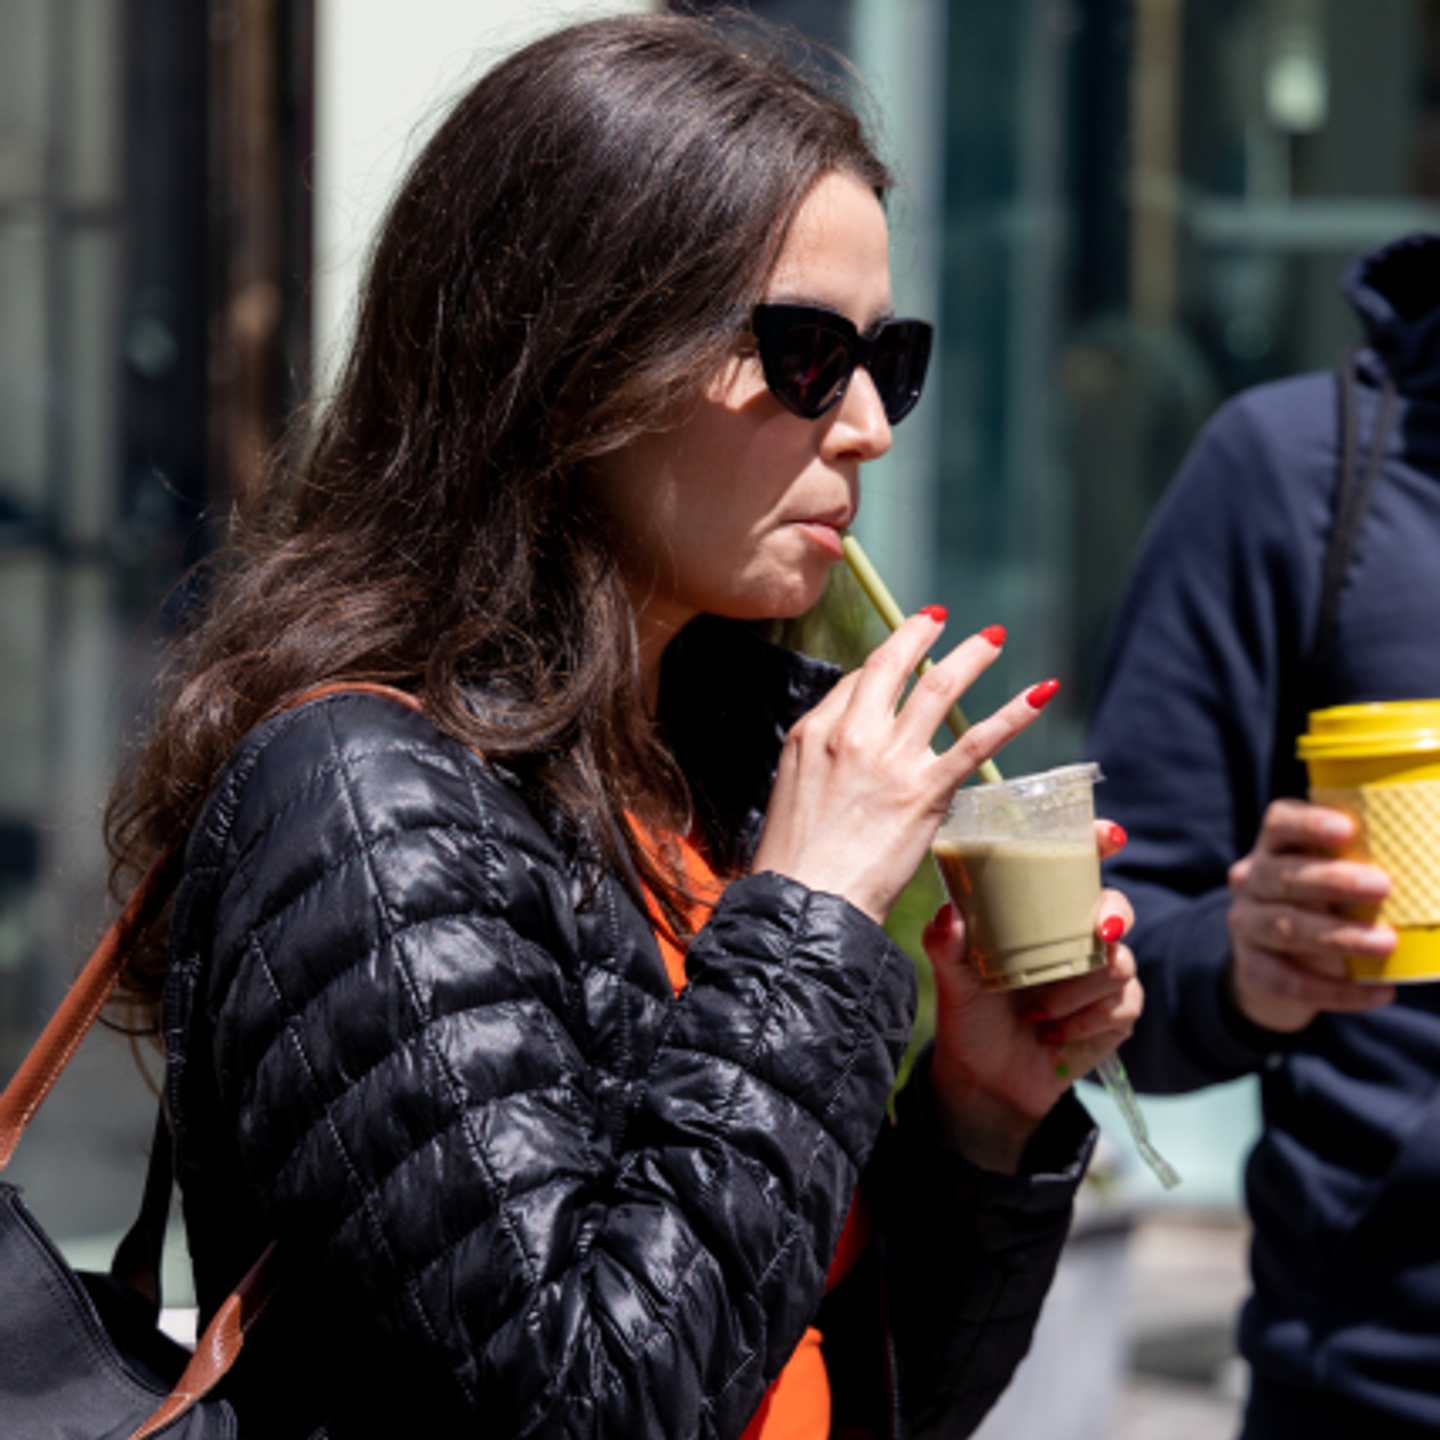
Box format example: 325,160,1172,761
313,0,655,394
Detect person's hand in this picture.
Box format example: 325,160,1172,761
926,820,1142,1174
751,611,1054,924
1227,798,1397,1033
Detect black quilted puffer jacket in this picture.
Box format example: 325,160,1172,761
163,616,1095,1439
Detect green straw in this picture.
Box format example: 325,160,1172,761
840,534,1004,784
840,531,1179,1190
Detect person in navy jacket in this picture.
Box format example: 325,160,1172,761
1087,231,1440,1438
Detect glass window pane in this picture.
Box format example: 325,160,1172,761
0,0,51,202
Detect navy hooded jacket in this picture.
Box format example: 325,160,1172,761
1087,232,1440,1428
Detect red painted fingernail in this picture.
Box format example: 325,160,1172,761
1036,1023,1064,1047
919,604,948,624
1025,678,1060,709
1109,824,1128,849
1100,915,1125,944
923,902,954,940
979,624,1006,648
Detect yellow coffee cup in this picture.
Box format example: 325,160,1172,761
1297,700,1440,981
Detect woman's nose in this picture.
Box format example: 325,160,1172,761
823,366,893,463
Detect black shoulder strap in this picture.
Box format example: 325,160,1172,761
1269,346,1398,802
109,1104,175,1314
1306,344,1398,710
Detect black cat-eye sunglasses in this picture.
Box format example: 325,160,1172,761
749,302,934,425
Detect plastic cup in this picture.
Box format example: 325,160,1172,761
931,763,1107,992
1297,700,1440,982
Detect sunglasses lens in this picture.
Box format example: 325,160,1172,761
752,306,933,423
869,323,932,424
777,322,854,417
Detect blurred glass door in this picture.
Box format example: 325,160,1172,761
0,0,312,1263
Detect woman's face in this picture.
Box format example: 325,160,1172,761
593,170,894,651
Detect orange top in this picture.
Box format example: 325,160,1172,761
634,822,869,1440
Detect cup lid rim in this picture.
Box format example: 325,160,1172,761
952,760,1103,802
1298,701,1440,759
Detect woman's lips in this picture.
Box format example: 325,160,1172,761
797,520,847,559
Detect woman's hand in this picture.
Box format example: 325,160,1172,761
926,820,1142,1174
751,610,1052,924
1226,798,1396,1033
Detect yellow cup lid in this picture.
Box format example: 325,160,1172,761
1296,700,1440,760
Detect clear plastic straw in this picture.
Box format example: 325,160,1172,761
1095,1053,1181,1190
840,532,1181,1190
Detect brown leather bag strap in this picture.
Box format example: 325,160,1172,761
277,680,425,714
0,840,182,1171
128,1239,286,1440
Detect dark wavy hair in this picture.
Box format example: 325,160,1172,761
106,11,892,1030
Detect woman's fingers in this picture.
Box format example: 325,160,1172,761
1016,935,1135,1024
934,680,1055,787
1023,947,1141,1048
753,609,1065,924
1096,886,1134,942
797,607,1049,789
888,624,1006,747
1013,892,1140,1050
788,604,954,737
841,606,957,730
1095,817,1128,860
922,899,965,966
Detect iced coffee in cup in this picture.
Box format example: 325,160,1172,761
931,763,1107,992
1298,700,1440,982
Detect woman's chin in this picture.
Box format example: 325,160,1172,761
701,558,836,625
752,582,831,624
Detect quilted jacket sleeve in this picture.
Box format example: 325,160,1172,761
186,694,917,1439
866,1048,1096,1438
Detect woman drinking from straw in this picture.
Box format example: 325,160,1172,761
106,15,1141,1438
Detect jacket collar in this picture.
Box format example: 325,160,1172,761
1345,231,1440,396
656,615,840,869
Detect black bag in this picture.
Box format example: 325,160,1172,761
0,845,282,1439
